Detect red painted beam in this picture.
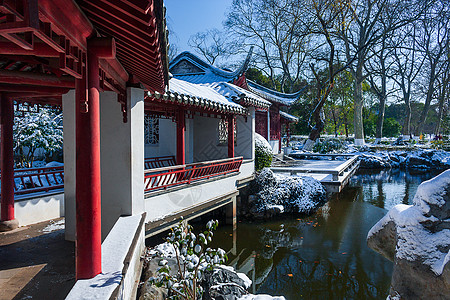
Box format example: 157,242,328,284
39,0,93,50
176,109,185,165
1,93,15,222
0,70,75,88
75,39,102,280
0,84,70,94
228,116,235,158
5,92,62,99
99,57,128,88
85,0,153,25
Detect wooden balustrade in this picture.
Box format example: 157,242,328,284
144,157,243,193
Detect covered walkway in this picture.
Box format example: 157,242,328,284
0,218,74,300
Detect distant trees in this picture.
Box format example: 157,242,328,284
188,0,450,141
188,29,230,65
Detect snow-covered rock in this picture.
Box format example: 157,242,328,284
367,170,450,299
202,265,250,300
358,150,450,171
249,169,326,218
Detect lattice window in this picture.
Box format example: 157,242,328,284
144,116,159,145
218,119,237,145
218,119,228,145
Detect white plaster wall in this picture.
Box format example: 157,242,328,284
269,140,279,154
145,173,240,222
239,160,254,179
100,88,144,239
235,108,255,160
193,116,227,162
0,193,65,227
186,118,194,164
66,214,145,300
62,90,76,241
144,118,176,159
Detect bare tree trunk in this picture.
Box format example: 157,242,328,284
435,72,449,135
354,62,365,145
375,56,387,143
332,108,338,137
343,109,349,138
417,63,437,135
402,96,412,137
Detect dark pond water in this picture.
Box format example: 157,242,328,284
209,168,442,300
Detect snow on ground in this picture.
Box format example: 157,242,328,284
45,161,64,167
41,219,65,233
239,294,286,300
147,242,176,258
291,145,450,170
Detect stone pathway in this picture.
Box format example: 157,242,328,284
0,218,75,300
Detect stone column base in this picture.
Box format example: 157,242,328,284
0,219,19,232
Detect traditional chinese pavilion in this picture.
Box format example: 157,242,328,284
169,50,301,153
0,0,168,283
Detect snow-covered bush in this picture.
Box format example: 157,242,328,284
14,108,63,168
312,138,344,153
151,220,227,300
255,133,273,171
252,168,326,216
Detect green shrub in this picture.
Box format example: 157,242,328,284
255,133,273,171
312,138,344,153
151,220,227,299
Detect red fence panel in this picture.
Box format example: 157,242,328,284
0,166,65,196
144,157,243,193
144,156,176,169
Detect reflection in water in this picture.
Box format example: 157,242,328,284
209,169,441,299
351,169,441,211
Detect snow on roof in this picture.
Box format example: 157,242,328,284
279,110,298,122
170,48,253,84
203,82,271,110
148,78,247,115
247,80,305,106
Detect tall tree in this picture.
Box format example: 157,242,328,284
298,0,352,150
391,23,425,138
434,56,450,135
225,0,309,92
415,1,450,135
188,29,230,65
339,0,418,145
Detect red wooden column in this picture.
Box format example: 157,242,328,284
286,123,290,147
176,109,185,165
75,38,115,279
0,94,16,227
228,115,235,158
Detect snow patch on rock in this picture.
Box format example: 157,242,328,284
250,168,326,217
368,170,450,276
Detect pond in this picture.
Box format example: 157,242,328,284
208,168,442,299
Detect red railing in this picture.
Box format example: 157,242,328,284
144,156,176,169
144,157,243,193
0,166,64,196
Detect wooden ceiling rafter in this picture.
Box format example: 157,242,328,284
0,0,168,107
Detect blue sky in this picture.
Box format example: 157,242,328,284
164,0,233,53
